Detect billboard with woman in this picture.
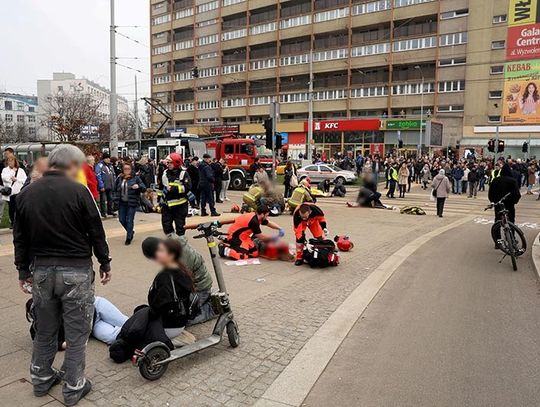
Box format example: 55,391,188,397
502,59,540,123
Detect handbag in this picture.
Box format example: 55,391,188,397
432,178,443,198
169,275,200,321
1,169,19,196
290,173,298,188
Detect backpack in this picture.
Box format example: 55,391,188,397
26,298,66,351
303,239,340,268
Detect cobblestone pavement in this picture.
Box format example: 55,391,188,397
0,185,535,406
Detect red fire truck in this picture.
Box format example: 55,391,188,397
206,137,272,190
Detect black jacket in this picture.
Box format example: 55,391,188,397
187,164,200,190
211,162,224,183
198,160,215,188
112,175,146,207
148,268,193,329
13,171,110,279
110,305,173,363
488,165,521,207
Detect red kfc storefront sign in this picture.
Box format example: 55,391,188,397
304,119,381,132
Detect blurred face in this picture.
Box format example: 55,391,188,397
6,157,15,168
122,164,132,176
166,160,174,170
35,158,49,174
87,156,95,167
155,242,174,267
299,209,311,221
104,157,111,164
66,162,81,180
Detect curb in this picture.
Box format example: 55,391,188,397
532,231,540,280
255,215,474,407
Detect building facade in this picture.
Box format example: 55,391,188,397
37,72,129,141
149,0,540,158
0,93,39,140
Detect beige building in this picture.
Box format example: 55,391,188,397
149,0,540,157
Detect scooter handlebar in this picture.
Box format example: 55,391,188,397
184,219,235,231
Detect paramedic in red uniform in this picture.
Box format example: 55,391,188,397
220,205,283,260
293,203,328,266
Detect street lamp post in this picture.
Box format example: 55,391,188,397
415,65,424,158
307,48,314,161
109,0,119,157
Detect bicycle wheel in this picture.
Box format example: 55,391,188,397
504,227,518,271
508,222,527,257
491,221,505,250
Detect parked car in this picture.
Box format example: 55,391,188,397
297,164,357,184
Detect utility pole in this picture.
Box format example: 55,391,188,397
307,48,314,162
271,98,278,179
109,0,119,157
134,75,141,141
415,65,424,158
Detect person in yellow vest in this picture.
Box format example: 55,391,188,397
490,162,501,182
288,179,314,213
386,163,398,199
161,153,191,237
242,180,269,212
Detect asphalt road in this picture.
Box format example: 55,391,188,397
304,222,540,407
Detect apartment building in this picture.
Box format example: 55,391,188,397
150,0,540,158
0,93,39,139
37,72,129,141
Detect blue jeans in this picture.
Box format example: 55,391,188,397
92,297,128,345
453,179,462,194
118,202,136,239
31,265,94,404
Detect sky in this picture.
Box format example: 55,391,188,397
0,0,150,110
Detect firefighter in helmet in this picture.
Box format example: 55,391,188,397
161,153,192,237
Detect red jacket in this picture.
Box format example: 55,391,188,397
83,163,99,199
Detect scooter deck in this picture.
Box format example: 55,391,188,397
162,335,222,363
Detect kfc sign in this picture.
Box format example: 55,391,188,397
306,119,380,132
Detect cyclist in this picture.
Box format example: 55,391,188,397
488,163,521,241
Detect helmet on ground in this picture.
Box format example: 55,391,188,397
231,204,240,213
167,153,184,169
334,235,354,252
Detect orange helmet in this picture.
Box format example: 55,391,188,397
167,153,183,169
334,235,354,252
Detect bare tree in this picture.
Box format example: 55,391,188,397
118,112,137,141
40,92,105,142
0,118,31,143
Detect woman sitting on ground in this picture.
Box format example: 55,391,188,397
145,237,197,347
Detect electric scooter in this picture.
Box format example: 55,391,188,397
133,220,240,381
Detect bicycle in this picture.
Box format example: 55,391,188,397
485,192,527,271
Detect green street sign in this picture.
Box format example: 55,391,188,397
385,120,426,130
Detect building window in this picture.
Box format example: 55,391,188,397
152,14,171,25
222,63,246,74
221,28,247,41
393,36,437,52
350,86,388,98
488,115,501,123
313,48,348,62
175,7,194,19
197,100,219,110
250,22,277,35
280,15,311,29
437,105,464,112
4,101,12,110
250,58,277,70
222,98,246,107
280,54,309,66
197,1,218,13
175,40,194,50
489,90,503,99
197,85,219,91
200,67,219,78
28,116,36,122
438,80,465,93
17,102,24,111
197,18,217,27
222,0,244,6
29,128,36,136
439,57,466,66
490,65,504,75
17,115,25,123
352,0,391,15
439,32,468,46
4,114,13,122
394,0,435,7
152,45,172,55
314,7,349,23
493,14,507,24
392,82,435,95
492,40,506,49
440,9,468,20
175,103,194,112
351,42,390,57
153,75,171,84
197,34,219,46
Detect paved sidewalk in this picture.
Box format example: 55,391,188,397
0,186,537,406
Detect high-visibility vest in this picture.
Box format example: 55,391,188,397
387,168,398,181
243,185,263,210
288,186,311,210
163,169,188,207
490,169,500,181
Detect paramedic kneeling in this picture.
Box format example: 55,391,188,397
293,203,328,266
220,205,283,260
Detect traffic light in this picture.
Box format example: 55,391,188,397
275,133,283,150
497,140,505,153
446,146,452,157
264,118,273,149
522,142,529,153
487,139,495,152
192,66,199,78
